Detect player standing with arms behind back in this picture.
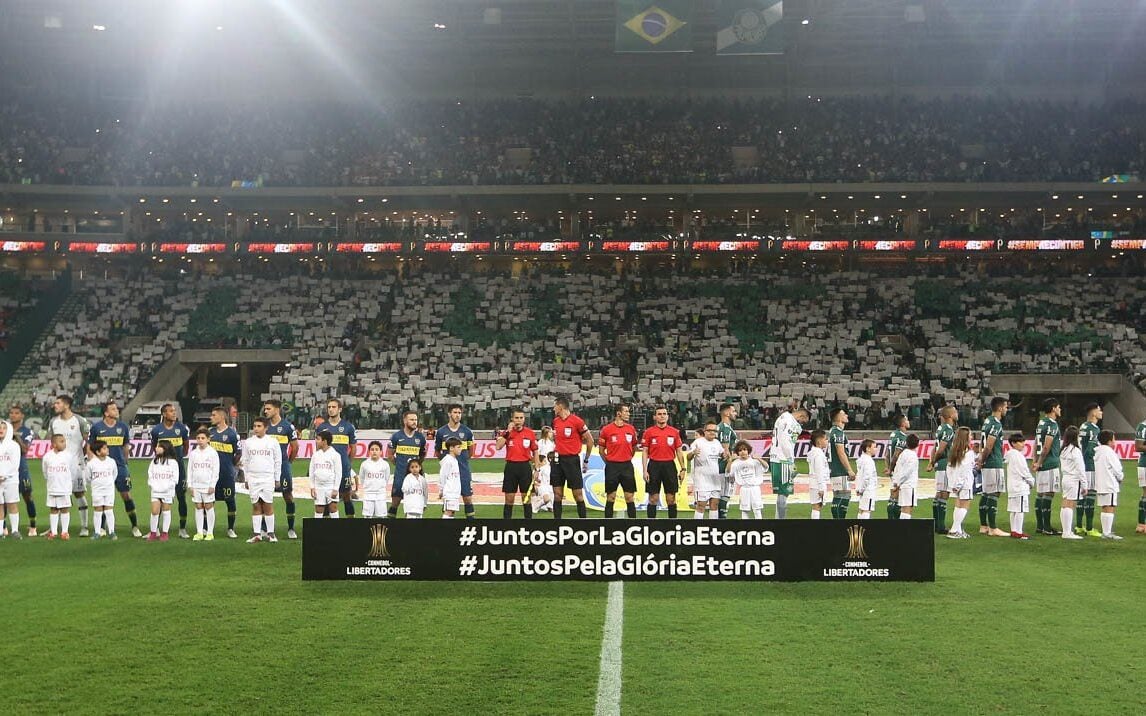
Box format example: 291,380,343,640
1031,398,1063,536
314,398,357,518
387,410,427,518
715,403,739,519
771,401,806,519
1077,404,1103,536
828,408,856,519
552,397,594,519
975,397,1010,537
435,404,477,520
885,414,909,520
928,405,958,534
208,407,241,538
264,400,300,538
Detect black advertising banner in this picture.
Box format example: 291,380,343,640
303,519,935,582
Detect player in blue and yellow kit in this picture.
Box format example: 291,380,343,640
208,406,241,538
88,400,142,537
8,404,37,536
313,398,356,517
435,404,476,520
388,410,427,518
149,403,191,538
263,399,299,538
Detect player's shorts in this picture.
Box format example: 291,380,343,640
1036,468,1061,494
502,461,533,494
215,475,236,501
151,490,175,505
1097,492,1118,508
645,460,680,496
191,488,215,503
771,462,795,496
858,493,876,512
1007,494,1030,513
47,494,72,509
738,485,763,512
897,487,918,507
830,475,851,493
114,464,131,492
694,486,721,502
551,455,585,491
361,498,387,517
1085,472,1096,495
1061,475,1086,502
91,485,116,508
933,469,949,493
249,485,274,504
807,484,828,505
1138,467,1146,488
442,497,461,512
980,468,1005,494
604,462,637,494
276,469,293,494
313,482,338,506
459,470,473,498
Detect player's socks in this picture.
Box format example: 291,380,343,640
225,497,237,530
205,508,216,534
104,510,115,533
523,502,533,519
77,497,89,530
1060,507,1073,535
1084,494,1095,531
25,497,36,528
776,495,788,519
667,504,678,519
252,513,262,535
286,501,297,531
464,503,475,520
718,497,730,519
553,501,563,520
176,490,188,529
886,499,899,520
987,495,999,529
604,501,614,518
1138,498,1146,526
1075,502,1085,532
50,512,60,534
149,514,159,533
161,511,171,534
1033,498,1044,531
625,501,636,518
123,499,138,527
8,513,19,534
647,504,657,518
1100,511,1114,535
933,498,947,532
387,505,399,518
1009,511,1021,533
265,515,275,535
194,508,204,534
503,504,513,519
576,501,587,518
343,499,355,517
978,497,989,527
61,512,70,533
810,508,821,519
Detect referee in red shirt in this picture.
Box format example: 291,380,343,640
496,409,539,519
641,405,687,519
552,397,594,519
598,404,640,518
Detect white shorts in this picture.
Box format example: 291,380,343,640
361,498,388,517
934,470,949,493
694,488,721,502
151,491,174,505
1036,469,1060,493
808,485,828,505
738,485,763,512
1061,476,1086,502
857,493,876,512
0,478,18,503
952,484,973,501
896,487,918,507
192,489,216,503
313,487,338,506
442,497,461,512
91,485,116,508
981,468,1005,494
1138,467,1146,488
1097,492,1118,508
1007,494,1030,513
249,486,275,504
47,494,72,509
830,476,850,492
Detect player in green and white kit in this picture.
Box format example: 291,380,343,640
716,403,739,519
975,397,1011,537
1077,403,1103,536
886,414,909,520
1135,417,1146,534
1031,398,1063,535
828,408,855,519
927,405,958,534
770,400,806,519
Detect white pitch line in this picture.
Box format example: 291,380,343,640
594,580,625,716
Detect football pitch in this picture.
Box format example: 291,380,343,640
5,459,1146,715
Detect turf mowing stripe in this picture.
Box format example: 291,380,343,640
594,581,624,716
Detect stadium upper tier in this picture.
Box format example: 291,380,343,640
1,97,1143,188
2,265,1144,430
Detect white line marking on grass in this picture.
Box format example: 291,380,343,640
594,580,624,716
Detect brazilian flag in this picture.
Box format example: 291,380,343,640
615,1,694,53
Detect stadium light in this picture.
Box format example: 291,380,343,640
92,24,107,31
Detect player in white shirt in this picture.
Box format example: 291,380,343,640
42,434,79,539
146,441,179,541
1058,426,1087,540
358,441,392,518
531,452,555,513
770,403,806,519
889,434,921,518
854,440,879,519
1093,430,1124,539
728,441,767,519
187,429,220,540
310,431,342,518
437,438,464,518
87,440,119,539
1004,433,1034,540
242,418,282,543
945,427,976,539
806,430,831,519
0,420,23,539
50,395,93,536
685,422,726,520
402,459,429,518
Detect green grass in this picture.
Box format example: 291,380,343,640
4,459,1146,714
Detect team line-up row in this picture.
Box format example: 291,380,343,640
2,396,1146,542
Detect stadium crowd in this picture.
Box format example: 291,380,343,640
1,96,1143,187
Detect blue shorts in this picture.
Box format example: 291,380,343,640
115,464,132,492
276,469,294,493
215,475,236,501
460,471,473,498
